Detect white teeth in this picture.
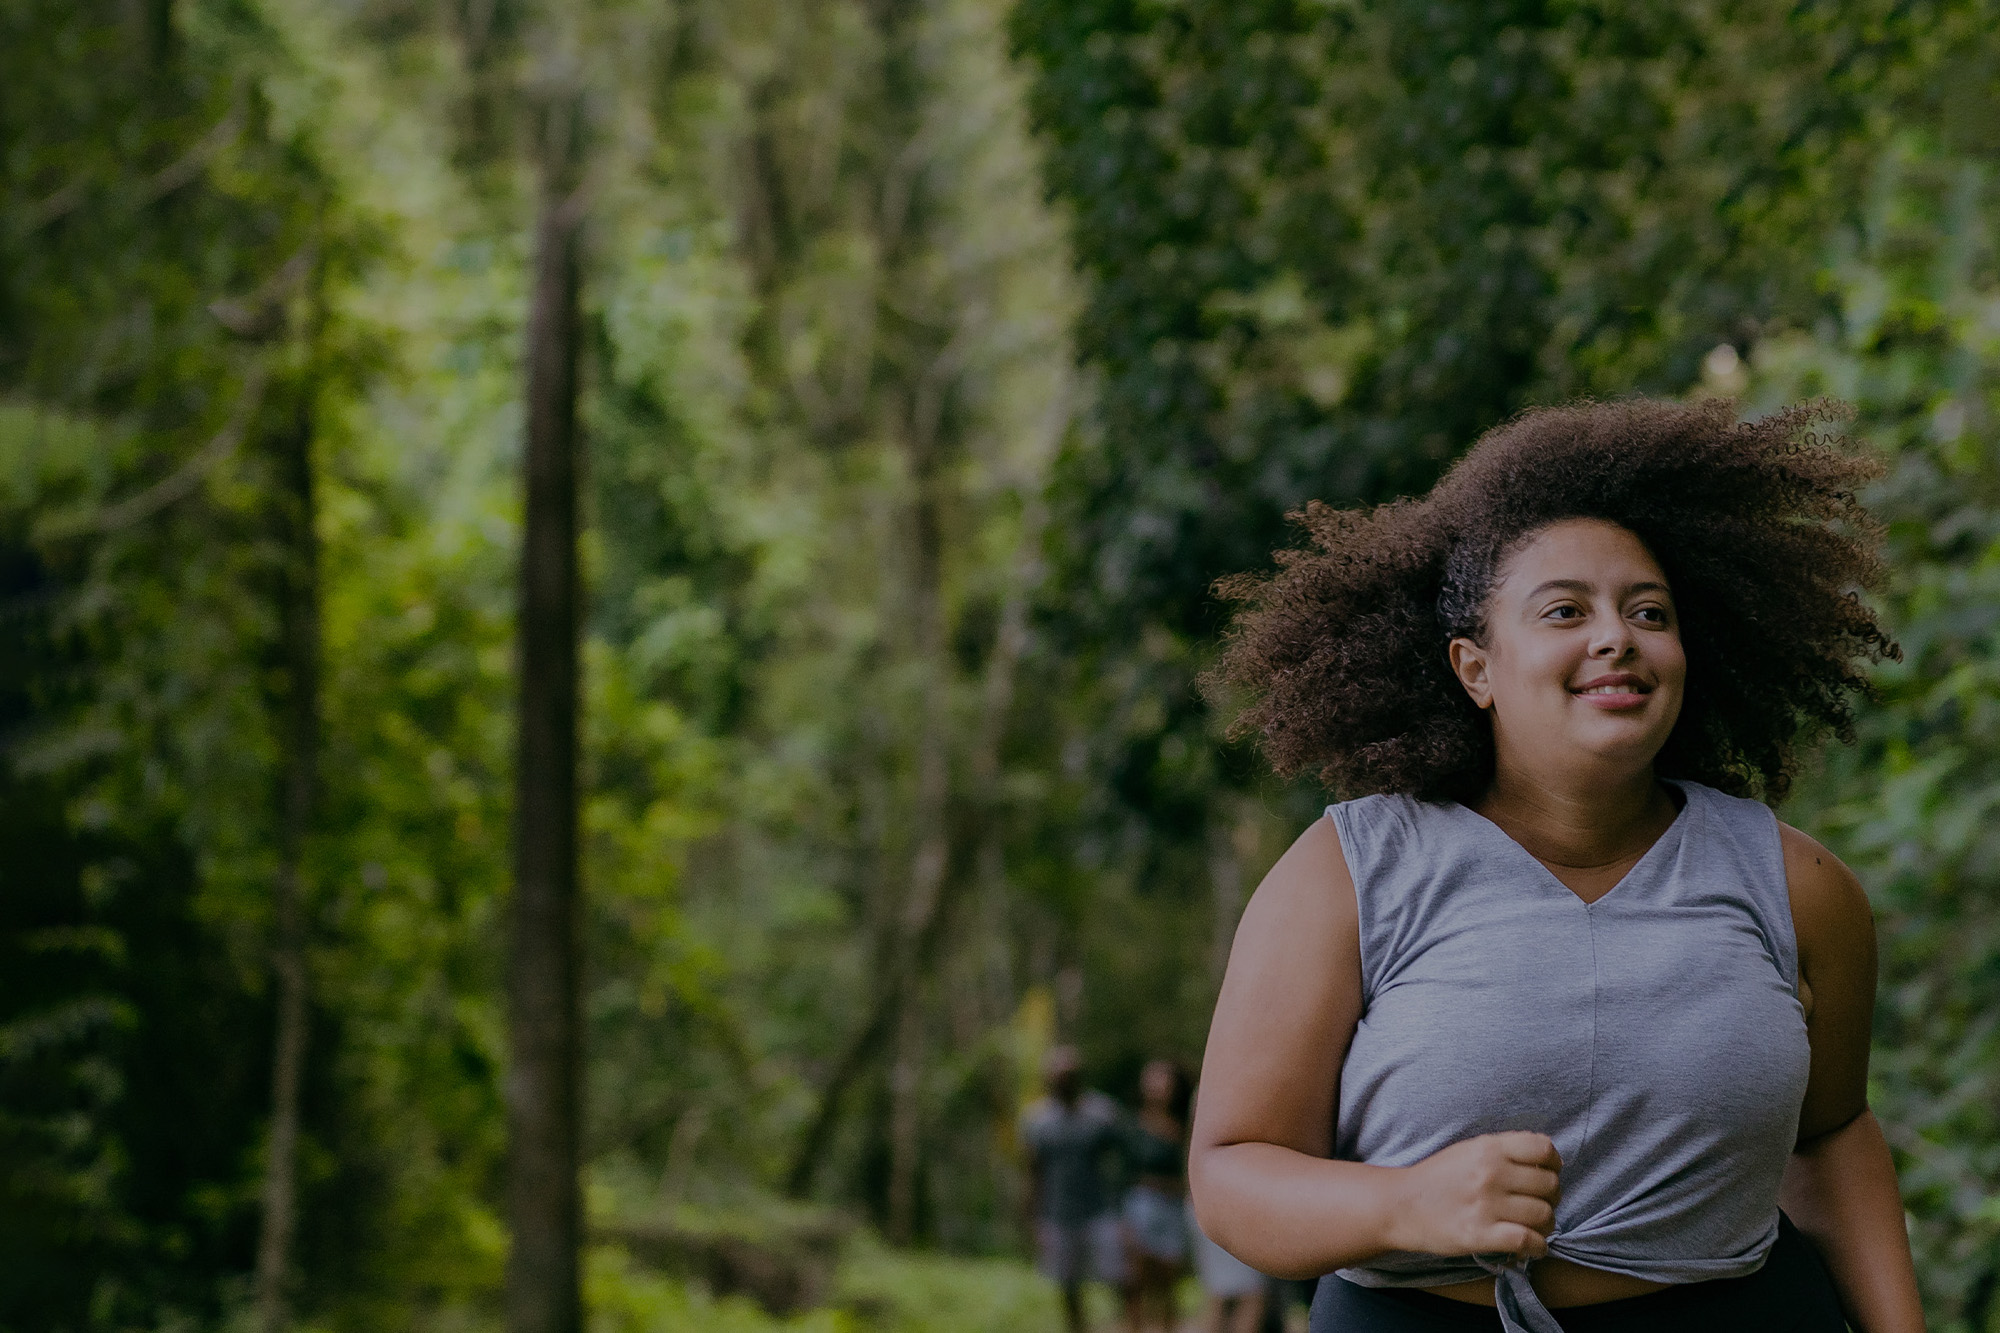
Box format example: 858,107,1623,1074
1578,684,1645,695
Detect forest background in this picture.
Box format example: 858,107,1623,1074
7,1,2000,1331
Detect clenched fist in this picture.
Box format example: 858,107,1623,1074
1386,1131,1563,1261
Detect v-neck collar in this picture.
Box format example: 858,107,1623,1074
1454,780,1696,908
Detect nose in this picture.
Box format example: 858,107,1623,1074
1589,620,1633,660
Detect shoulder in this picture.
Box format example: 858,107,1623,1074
1325,791,1428,845
1321,791,1447,884
1223,813,1362,1006
1776,823,1874,942
1250,812,1358,927
1677,781,1802,882
1197,812,1367,1163
1776,822,1877,1008
1675,779,1779,836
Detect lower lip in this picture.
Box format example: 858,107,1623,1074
1574,691,1651,711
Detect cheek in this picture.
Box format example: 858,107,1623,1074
1496,638,1586,696
1485,655,1576,718
1654,636,1689,687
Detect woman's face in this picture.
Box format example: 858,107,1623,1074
1448,518,1686,781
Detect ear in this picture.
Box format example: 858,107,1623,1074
1448,637,1494,710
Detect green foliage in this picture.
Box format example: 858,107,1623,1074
583,1233,1070,1333
6,0,1089,1320
0,0,354,1325
586,1246,855,1333
1001,0,1975,1145
830,1234,1071,1333
1011,0,1899,637
8,0,2000,1328
1748,122,2000,1327
1005,0,1954,902
0,530,273,1333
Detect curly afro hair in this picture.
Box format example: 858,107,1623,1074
1206,397,1899,804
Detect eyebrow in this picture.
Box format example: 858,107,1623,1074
1524,578,1673,599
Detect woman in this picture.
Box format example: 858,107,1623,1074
1121,1058,1194,1332
1188,400,1925,1333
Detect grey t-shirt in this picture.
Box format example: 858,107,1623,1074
1327,780,1811,1333
1021,1090,1124,1225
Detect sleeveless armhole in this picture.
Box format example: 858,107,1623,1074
1765,806,1803,1000
1687,783,1800,999
1326,795,1405,1007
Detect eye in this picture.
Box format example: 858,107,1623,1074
1632,604,1671,626
1543,603,1585,622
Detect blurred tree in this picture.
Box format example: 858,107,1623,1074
0,1,351,1327
250,251,326,1333
1013,0,1909,638
510,77,588,1333
13,0,2000,1328
580,0,1077,1244
1006,0,1929,937
1747,62,2000,1325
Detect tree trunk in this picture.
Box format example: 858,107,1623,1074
507,106,585,1333
252,373,320,1333
883,364,952,1241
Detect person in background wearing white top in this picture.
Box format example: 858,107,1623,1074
1192,1198,1268,1333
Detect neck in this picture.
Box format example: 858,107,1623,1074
1476,759,1670,869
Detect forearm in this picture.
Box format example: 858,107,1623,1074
1190,1141,1406,1279
1779,1110,1923,1333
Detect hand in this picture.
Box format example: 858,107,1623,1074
1387,1131,1562,1261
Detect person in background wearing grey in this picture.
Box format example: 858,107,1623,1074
1023,1045,1127,1333
1190,401,1923,1333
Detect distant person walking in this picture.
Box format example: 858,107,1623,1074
1023,1046,1127,1333
1120,1058,1193,1332
1191,1204,1266,1333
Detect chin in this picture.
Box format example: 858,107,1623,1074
1571,729,1672,768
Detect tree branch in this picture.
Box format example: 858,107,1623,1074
211,244,318,341
17,102,244,238
141,102,245,205
34,359,270,542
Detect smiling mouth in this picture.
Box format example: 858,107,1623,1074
1570,670,1655,706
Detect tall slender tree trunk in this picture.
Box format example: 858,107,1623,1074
253,373,320,1333
507,105,585,1333
885,372,952,1242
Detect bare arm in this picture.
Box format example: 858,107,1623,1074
1189,817,1560,1279
1778,825,1923,1333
